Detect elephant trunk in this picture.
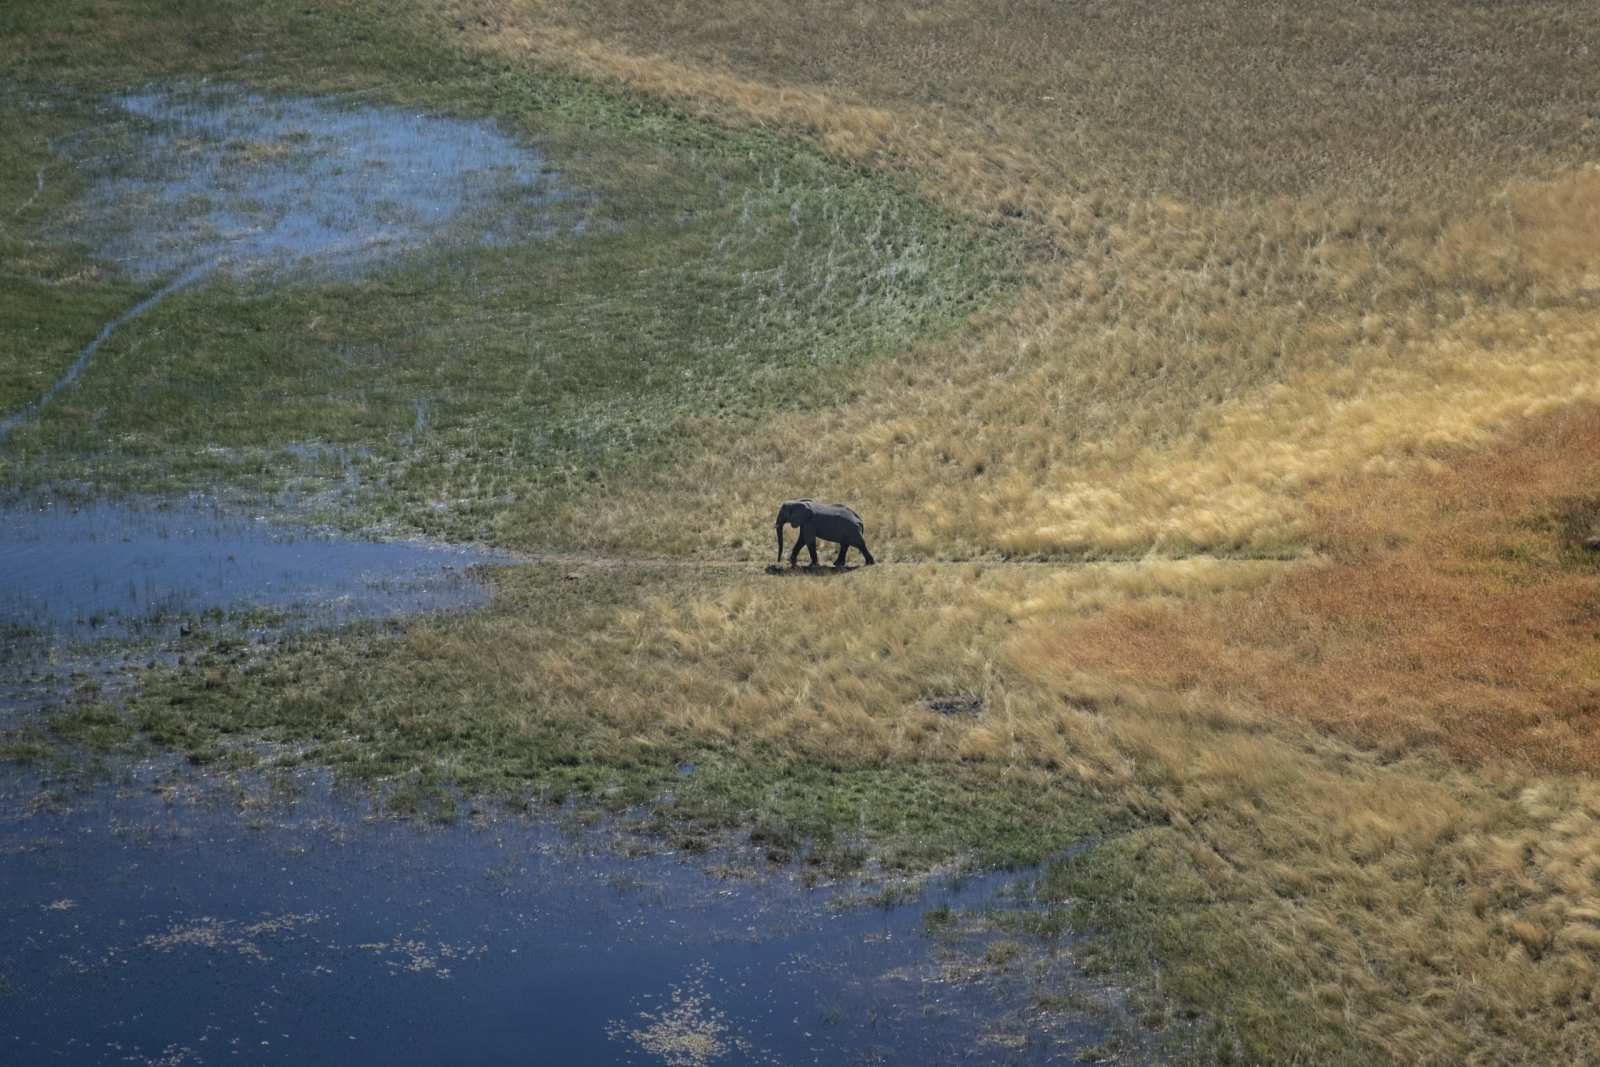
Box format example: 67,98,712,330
775,522,784,562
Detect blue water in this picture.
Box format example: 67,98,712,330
8,85,571,441
0,766,1115,1065
0,499,508,638
84,85,564,281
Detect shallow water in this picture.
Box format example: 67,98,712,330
2,85,570,440
0,499,507,639
83,85,565,280
0,765,1115,1066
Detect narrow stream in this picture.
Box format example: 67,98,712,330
0,261,216,442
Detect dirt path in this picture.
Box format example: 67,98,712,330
500,550,1303,573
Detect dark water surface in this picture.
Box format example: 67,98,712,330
0,499,507,639
0,765,1116,1065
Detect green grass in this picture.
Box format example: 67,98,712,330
2,0,1042,874
0,724,55,764
0,0,1014,541
1040,833,1374,1066
0,101,143,416
47,700,141,751
129,583,1105,871
0,4,1255,1060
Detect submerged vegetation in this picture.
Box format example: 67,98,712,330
6,0,1600,1063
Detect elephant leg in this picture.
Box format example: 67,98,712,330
858,538,875,566
833,543,849,568
789,530,803,567
806,534,820,567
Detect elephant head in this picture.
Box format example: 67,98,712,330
774,499,814,561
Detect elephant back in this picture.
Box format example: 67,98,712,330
818,502,864,531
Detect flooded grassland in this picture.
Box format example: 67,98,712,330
0,761,1143,1066
0,4,1168,1065
3,67,1010,545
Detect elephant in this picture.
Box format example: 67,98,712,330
775,499,875,568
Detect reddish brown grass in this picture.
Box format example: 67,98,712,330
1032,403,1600,770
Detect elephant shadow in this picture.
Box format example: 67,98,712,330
763,563,867,577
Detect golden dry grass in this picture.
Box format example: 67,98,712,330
418,435,1600,1061
419,1,1600,560
387,488,1600,1061
1024,402,1600,770
388,2,1600,1059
